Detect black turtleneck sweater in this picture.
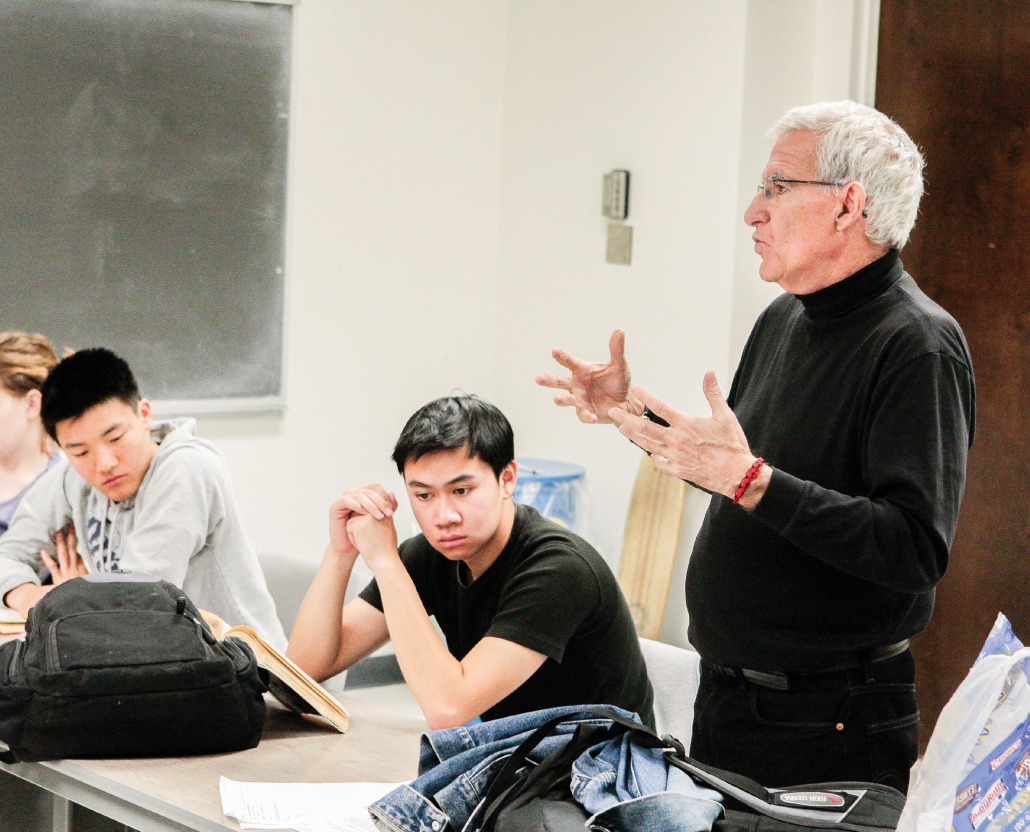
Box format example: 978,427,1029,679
686,251,975,671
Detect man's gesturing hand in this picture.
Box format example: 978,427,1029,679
535,329,639,424
609,372,762,501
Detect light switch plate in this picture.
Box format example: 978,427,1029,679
606,223,632,265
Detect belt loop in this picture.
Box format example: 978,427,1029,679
862,653,876,684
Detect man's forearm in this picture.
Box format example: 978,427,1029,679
286,544,357,679
373,558,473,728
3,582,50,619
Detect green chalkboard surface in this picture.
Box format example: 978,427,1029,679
0,0,292,412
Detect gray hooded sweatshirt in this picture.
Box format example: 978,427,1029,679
0,418,287,652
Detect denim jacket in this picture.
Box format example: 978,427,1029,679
572,729,723,832
368,705,722,832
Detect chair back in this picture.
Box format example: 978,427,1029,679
638,636,700,745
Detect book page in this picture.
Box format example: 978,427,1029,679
199,609,230,640
227,626,349,732
198,610,348,732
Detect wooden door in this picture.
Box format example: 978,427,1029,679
876,1,1030,747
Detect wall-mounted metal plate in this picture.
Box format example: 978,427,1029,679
606,223,632,265
603,170,629,219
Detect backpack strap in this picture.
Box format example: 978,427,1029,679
466,705,902,832
470,707,671,832
666,756,904,832
585,706,904,832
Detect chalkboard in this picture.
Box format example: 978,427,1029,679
0,0,292,413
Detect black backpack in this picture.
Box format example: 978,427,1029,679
0,572,267,763
472,706,906,832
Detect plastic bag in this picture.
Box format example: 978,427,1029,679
899,615,1030,832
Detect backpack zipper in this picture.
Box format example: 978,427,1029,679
6,639,25,684
45,622,63,673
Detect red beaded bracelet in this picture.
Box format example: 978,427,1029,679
732,457,765,505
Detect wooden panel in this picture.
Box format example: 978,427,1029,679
876,0,1030,748
617,454,687,640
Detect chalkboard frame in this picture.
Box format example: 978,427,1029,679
0,0,297,417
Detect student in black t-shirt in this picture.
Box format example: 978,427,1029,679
287,395,654,730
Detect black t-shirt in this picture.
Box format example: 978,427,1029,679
359,504,655,727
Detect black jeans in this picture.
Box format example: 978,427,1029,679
689,650,919,791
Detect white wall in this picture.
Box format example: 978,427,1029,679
729,0,878,365
192,0,873,644
198,1,509,582
492,1,748,647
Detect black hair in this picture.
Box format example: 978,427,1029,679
40,348,141,440
392,395,515,478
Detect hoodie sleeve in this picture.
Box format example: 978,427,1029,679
115,446,226,587
0,461,77,606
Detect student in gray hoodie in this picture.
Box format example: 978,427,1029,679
0,348,287,651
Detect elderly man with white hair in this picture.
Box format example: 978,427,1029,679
538,101,975,790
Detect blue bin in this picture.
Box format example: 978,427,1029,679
513,457,586,534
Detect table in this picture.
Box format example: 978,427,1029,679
0,687,427,832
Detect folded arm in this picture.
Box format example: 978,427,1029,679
368,551,547,729
345,497,548,729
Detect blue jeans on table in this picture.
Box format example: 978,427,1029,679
368,704,723,832
369,705,620,832
572,731,723,832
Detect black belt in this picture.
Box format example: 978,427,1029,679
704,640,911,691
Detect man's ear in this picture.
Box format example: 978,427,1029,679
499,460,518,499
835,181,867,231
137,398,154,428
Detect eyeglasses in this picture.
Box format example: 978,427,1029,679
758,175,845,200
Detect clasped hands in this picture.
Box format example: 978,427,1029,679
328,484,401,572
535,328,761,502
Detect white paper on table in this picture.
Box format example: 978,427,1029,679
219,777,402,831
290,814,379,832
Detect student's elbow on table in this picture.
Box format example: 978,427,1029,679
424,706,473,731
421,692,484,730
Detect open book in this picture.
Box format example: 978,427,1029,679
200,610,349,733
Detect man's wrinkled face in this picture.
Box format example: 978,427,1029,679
55,398,159,502
743,130,845,295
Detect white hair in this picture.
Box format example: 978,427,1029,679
768,100,924,250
